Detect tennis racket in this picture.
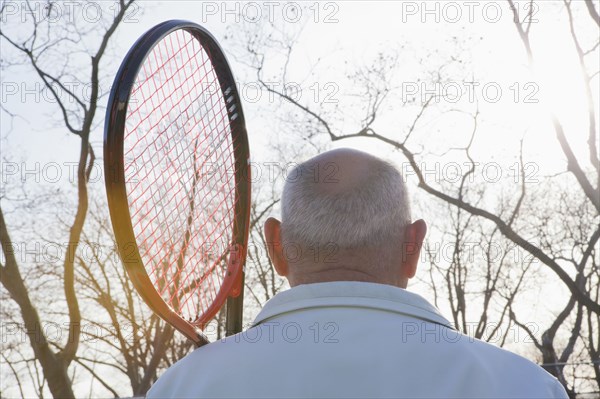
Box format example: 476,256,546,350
104,20,250,346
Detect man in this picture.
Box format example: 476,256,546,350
147,148,568,398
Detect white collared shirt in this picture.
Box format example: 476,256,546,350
147,281,568,398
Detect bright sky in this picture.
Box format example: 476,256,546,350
3,1,596,173
2,1,596,168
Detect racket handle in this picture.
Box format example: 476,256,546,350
224,244,245,336
225,292,244,336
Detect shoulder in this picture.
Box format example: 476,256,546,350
448,336,568,398
146,334,262,399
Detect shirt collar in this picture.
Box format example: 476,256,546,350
252,281,454,329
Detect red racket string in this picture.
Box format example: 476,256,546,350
122,29,236,322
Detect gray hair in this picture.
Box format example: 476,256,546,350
281,157,411,250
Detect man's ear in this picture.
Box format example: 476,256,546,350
401,219,427,279
264,217,289,277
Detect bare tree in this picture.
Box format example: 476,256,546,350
0,1,136,397
423,198,535,345
74,196,194,396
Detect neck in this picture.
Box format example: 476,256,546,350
287,261,407,288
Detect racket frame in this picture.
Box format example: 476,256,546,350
104,20,250,346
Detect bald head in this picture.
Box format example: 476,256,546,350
264,148,426,288
282,148,411,248
304,148,376,195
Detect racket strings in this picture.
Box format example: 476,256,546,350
123,29,237,323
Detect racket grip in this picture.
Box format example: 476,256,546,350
225,243,245,335
227,244,244,298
